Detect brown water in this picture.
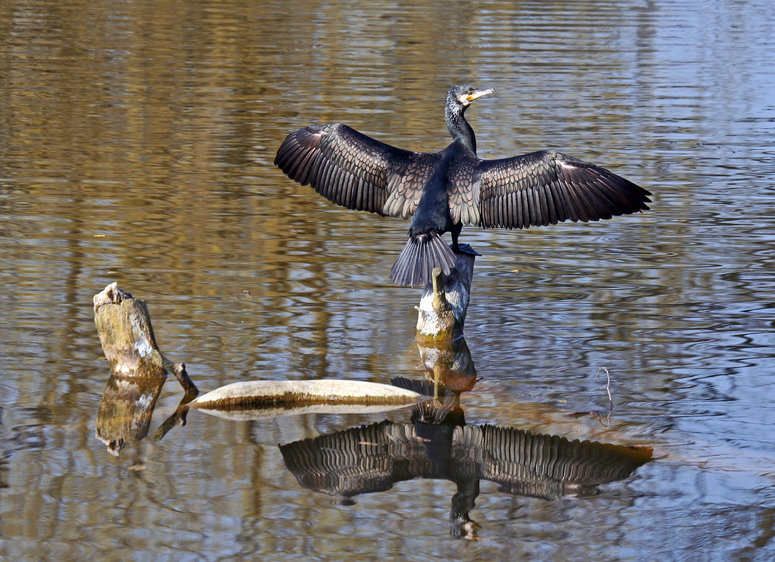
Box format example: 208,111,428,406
2,0,775,558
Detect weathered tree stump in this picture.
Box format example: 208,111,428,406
415,245,477,344
93,282,198,395
93,282,199,454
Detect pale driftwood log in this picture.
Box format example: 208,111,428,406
192,380,422,420
415,245,477,344
93,282,198,396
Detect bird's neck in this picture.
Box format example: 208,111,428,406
446,105,477,154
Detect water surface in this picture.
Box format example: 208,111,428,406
1,0,775,559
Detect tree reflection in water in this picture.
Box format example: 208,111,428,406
95,372,195,456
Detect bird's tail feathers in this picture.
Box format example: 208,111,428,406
389,232,456,287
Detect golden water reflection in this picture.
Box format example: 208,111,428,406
4,0,775,556
94,349,652,539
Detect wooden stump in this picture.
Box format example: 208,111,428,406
93,282,197,395
415,245,477,344
93,282,199,454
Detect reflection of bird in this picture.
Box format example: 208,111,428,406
275,85,651,287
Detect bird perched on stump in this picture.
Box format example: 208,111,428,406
274,85,651,287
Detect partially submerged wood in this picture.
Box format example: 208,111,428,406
93,282,198,396
415,245,476,344
192,379,422,415
93,282,199,454
92,284,424,427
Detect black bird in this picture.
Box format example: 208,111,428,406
274,85,651,287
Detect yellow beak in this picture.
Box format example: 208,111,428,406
467,88,494,102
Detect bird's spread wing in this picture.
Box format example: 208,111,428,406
274,123,443,219
470,150,651,229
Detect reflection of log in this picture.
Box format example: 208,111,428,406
416,337,477,395
415,245,476,344
93,282,197,395
392,338,477,405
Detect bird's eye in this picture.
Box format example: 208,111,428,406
468,88,474,94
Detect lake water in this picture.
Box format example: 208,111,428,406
2,0,774,559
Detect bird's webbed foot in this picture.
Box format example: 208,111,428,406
454,243,481,257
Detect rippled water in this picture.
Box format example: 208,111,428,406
2,0,775,559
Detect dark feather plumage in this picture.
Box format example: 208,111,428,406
389,231,457,287
475,150,650,229
275,85,651,287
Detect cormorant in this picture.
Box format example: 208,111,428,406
274,85,651,287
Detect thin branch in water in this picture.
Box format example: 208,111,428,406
596,367,613,405
595,367,614,427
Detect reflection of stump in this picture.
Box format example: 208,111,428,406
415,246,476,344
93,282,197,394
96,372,167,456
417,338,477,397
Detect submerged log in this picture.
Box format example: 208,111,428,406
415,245,477,344
93,282,198,395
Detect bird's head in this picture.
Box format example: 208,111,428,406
449,85,495,109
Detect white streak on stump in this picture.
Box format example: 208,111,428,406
416,247,476,343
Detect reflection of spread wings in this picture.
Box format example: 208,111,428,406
448,150,651,228
279,420,652,501
475,425,652,499
274,123,445,219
